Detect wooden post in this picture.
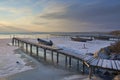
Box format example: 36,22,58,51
93,67,95,74
12,38,14,45
82,61,85,74
69,56,72,68
77,59,79,71
89,66,93,79
20,41,21,47
26,43,28,52
65,55,67,67
15,39,17,46
44,49,46,61
17,40,20,47
56,52,59,64
30,44,32,55
36,46,39,57
21,42,24,49
51,51,54,62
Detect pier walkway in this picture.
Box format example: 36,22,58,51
12,37,120,79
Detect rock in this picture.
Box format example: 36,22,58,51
16,61,20,64
94,47,110,59
110,53,120,60
113,75,120,80
86,53,94,56
103,71,110,75
94,47,120,60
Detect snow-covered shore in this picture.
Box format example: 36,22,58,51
0,39,32,77
30,37,114,55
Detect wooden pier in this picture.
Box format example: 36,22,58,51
12,37,120,79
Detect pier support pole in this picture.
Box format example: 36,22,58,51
82,61,85,74
44,49,46,61
30,44,32,55
21,42,24,49
36,46,39,57
18,40,20,47
26,43,28,52
51,51,54,62
77,59,79,71
69,56,72,68
56,52,59,64
89,66,93,79
93,67,95,74
15,39,17,46
12,38,14,46
65,55,67,67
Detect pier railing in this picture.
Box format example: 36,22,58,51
12,37,120,79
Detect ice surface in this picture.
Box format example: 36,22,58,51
44,37,114,55
0,39,32,77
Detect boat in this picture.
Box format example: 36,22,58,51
37,38,53,46
71,37,92,42
94,36,109,40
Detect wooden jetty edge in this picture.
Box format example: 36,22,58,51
12,37,120,79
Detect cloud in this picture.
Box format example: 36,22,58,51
0,0,120,32
0,23,30,32
37,0,120,32
33,22,48,25
0,7,32,16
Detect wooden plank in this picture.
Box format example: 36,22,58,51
115,60,120,71
78,55,86,60
97,59,103,67
102,60,107,68
90,59,99,66
102,60,113,69
83,56,93,62
105,60,112,69
86,57,95,63
111,60,117,70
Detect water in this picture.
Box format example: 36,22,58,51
0,33,50,39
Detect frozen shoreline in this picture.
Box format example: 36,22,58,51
30,37,114,55
0,37,115,80
0,39,33,78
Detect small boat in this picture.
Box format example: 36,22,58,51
71,37,92,42
37,38,53,46
94,36,109,40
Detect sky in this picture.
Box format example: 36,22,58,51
0,0,120,32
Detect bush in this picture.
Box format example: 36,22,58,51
109,30,120,36
109,41,120,54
